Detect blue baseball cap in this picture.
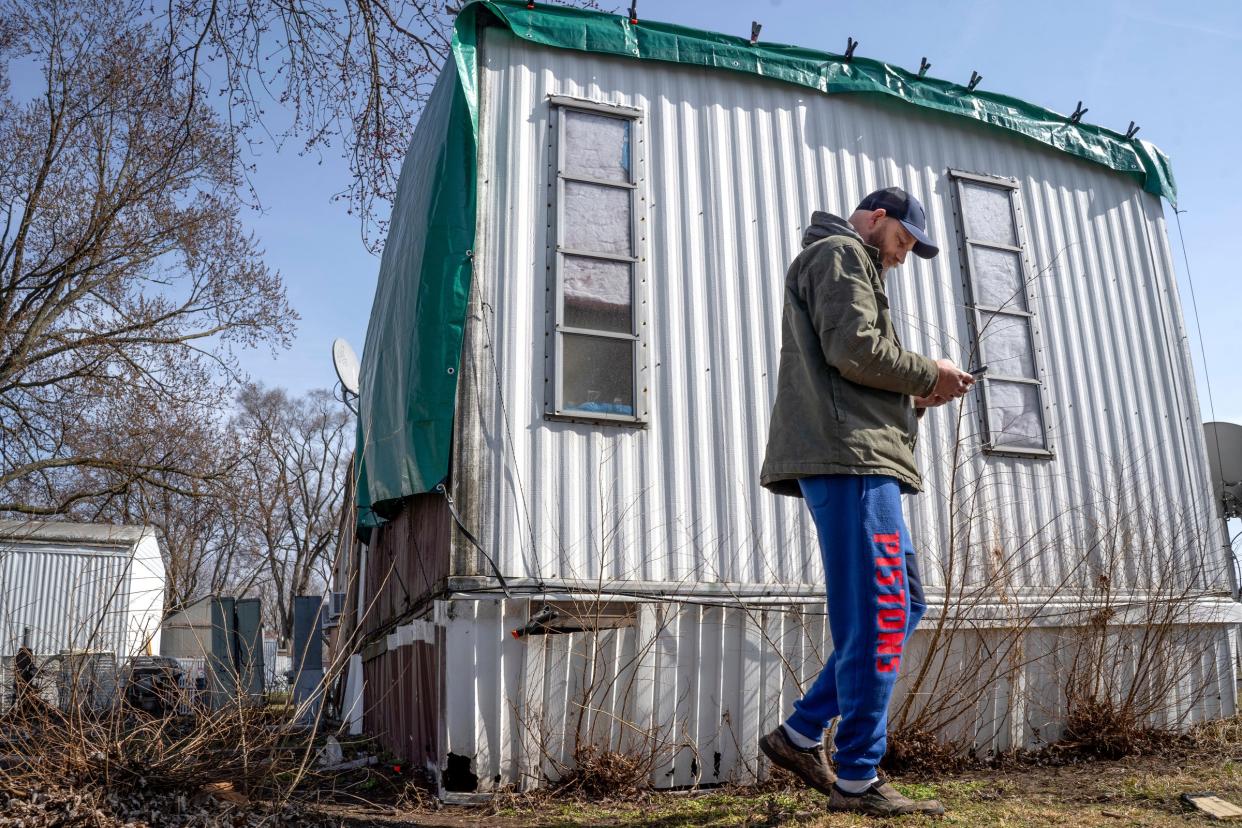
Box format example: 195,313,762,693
857,186,939,259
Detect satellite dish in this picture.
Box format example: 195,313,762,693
332,338,360,397
1203,421,1242,519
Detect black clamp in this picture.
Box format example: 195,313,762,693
1069,100,1089,124
628,1,637,24
918,57,931,77
750,21,762,46
1124,121,1141,139
967,70,983,91
844,37,858,62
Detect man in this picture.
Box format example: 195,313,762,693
757,187,975,817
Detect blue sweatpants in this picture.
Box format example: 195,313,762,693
785,475,927,781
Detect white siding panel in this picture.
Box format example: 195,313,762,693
0,532,164,660
439,596,1239,789
459,29,1224,604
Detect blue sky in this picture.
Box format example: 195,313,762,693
248,0,1242,444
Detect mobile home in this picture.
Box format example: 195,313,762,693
0,520,166,703
351,0,1236,793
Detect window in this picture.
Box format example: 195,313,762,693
949,170,1051,455
545,97,646,424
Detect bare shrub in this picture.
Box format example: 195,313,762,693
882,726,973,776
0,630,357,825
2,702,287,794
550,744,653,799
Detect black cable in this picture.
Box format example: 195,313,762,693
439,580,1230,624
436,482,511,596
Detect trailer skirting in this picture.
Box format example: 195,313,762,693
361,594,1240,794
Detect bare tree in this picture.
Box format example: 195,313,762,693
155,0,601,248
234,383,351,643
0,0,296,516
62,384,350,623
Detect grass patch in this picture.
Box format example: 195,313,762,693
304,715,1242,827
390,750,1242,827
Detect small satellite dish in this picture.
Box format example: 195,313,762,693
1203,421,1242,519
332,338,361,397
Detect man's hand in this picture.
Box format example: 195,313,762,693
929,358,975,402
913,392,951,409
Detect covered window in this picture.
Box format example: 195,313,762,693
545,97,646,424
949,170,1051,455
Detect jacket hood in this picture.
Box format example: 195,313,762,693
802,211,863,249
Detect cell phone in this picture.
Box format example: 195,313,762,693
967,364,989,378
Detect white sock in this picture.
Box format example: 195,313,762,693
836,775,879,794
781,723,821,750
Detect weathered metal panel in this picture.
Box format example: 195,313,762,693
362,493,450,636
206,597,237,708
0,524,164,660
361,618,441,777
235,598,265,698
458,28,1223,603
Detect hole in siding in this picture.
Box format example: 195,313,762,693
443,753,478,792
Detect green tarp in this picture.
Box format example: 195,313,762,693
356,0,1176,525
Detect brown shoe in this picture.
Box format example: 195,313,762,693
758,726,836,795
828,777,945,816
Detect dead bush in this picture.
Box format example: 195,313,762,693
0,664,346,827
549,745,653,799
1046,697,1171,761
1184,712,1242,754
1,700,308,796
882,726,973,776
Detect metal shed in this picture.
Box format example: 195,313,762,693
0,520,165,662
351,0,1238,794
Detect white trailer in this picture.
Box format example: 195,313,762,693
0,520,165,660
350,0,1239,793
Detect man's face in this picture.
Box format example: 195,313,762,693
862,210,918,270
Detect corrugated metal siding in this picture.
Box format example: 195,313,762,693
436,596,1238,790
362,494,450,636
0,541,150,658
456,28,1224,599
362,619,441,775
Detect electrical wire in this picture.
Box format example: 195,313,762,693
1174,209,1228,495
1173,208,1239,595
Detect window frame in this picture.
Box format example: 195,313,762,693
948,169,1054,458
544,95,648,427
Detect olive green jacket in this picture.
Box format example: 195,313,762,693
760,212,939,497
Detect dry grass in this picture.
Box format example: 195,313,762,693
0,677,339,826
316,751,1242,826
300,716,1242,827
